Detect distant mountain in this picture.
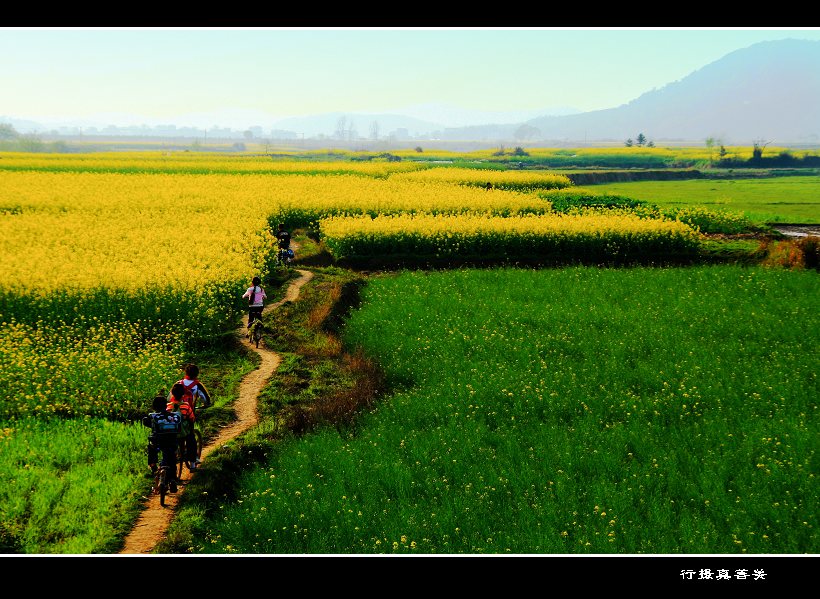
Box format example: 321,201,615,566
271,105,583,139
271,112,447,138
524,38,820,144
390,103,581,128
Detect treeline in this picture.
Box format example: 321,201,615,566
717,151,820,168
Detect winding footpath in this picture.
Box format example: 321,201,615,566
119,269,314,555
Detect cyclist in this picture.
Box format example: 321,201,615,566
142,394,182,493
276,223,293,264
242,276,267,328
174,364,212,469
167,381,197,470
178,363,212,410
276,223,291,251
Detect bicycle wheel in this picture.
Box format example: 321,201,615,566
194,428,203,460
158,468,168,506
254,326,262,348
176,440,185,480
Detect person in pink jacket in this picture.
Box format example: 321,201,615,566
242,276,267,328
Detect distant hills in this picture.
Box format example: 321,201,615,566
520,38,820,144
3,39,818,145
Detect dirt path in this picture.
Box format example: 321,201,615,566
119,269,314,554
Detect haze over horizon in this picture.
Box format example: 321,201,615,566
3,27,820,132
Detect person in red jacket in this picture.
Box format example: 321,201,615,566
173,363,212,469
167,382,196,469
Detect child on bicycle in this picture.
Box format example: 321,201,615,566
178,363,212,411
173,364,212,469
242,276,267,328
142,394,182,493
167,382,197,470
276,223,291,251
276,224,294,264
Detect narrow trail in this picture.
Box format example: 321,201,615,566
119,268,314,555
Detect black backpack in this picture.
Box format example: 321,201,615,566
150,411,182,440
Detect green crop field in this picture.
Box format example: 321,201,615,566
195,266,818,554
579,177,820,224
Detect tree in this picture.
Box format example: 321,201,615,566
752,139,770,160
243,130,253,140
636,133,646,146
414,146,423,153
719,145,727,159
0,123,18,140
705,137,716,161
647,141,655,148
335,116,348,140
625,138,634,147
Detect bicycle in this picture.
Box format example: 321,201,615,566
248,316,264,348
176,387,211,479
152,464,176,506
176,429,203,479
276,247,294,267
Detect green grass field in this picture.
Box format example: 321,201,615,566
579,177,820,224
0,417,147,553
195,266,818,554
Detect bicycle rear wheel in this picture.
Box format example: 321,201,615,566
158,468,168,506
178,430,203,474
194,429,203,460
176,439,187,479
254,326,262,348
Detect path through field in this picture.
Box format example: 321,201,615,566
119,268,314,554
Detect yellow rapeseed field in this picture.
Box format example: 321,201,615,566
390,166,572,191
0,151,425,177
320,212,703,259
0,171,273,291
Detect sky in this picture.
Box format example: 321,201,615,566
3,27,820,128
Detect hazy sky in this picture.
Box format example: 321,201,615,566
3,27,820,126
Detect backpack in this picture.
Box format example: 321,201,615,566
150,411,182,441
248,285,259,307
167,380,201,415
167,400,193,437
